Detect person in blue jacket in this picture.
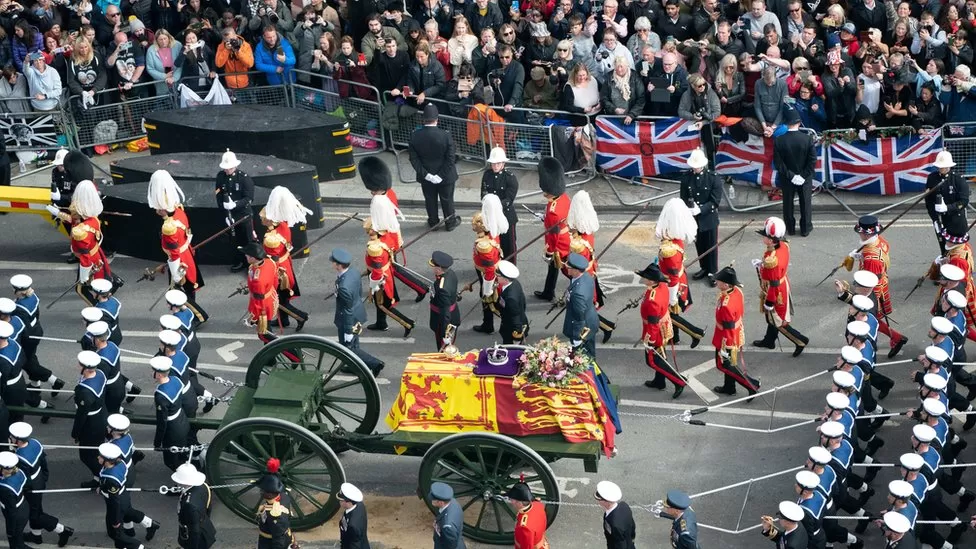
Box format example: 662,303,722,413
254,26,295,85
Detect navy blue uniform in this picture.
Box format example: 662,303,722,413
95,296,123,346
178,484,216,549
95,342,126,415
667,507,699,549
72,371,107,476
155,376,190,471
0,468,29,548
15,438,59,533
0,338,28,420
99,460,146,548
14,293,54,386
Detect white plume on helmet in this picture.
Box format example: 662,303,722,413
480,194,510,238
656,197,698,243
147,170,185,211
369,194,400,234
71,180,103,218
567,191,600,234
265,186,312,226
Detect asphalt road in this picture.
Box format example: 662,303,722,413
0,204,971,549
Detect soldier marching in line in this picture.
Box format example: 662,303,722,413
429,251,460,352
636,263,687,399
494,260,528,345
148,171,208,324
0,321,29,423
73,350,107,489
215,150,257,273
711,265,760,398
656,198,705,349
534,157,571,302
331,249,385,377
256,458,299,549
481,148,519,262
925,150,968,255
360,156,403,220
157,330,200,445
97,442,160,549
836,271,897,401
0,298,54,416
369,194,429,304
164,292,214,412
506,482,549,549
593,481,636,549
0,451,31,549
90,278,123,346
659,490,699,549
337,482,370,549
364,219,415,339
88,321,126,415
752,217,809,357
468,195,508,335
240,243,282,343
760,501,808,548
172,463,216,549
9,275,65,398
8,422,74,547
930,227,976,342
107,413,144,470
150,356,191,472
567,191,615,343
260,186,312,331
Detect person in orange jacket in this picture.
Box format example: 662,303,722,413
215,28,254,89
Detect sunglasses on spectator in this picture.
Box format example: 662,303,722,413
502,30,514,35
108,12,120,16
500,55,512,59
696,83,706,89
558,48,569,52
790,7,800,12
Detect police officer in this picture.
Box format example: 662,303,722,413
9,422,74,546
760,501,808,548
97,442,160,548
659,489,699,549
151,356,191,472
481,147,519,261
429,251,460,351
507,482,549,549
337,482,370,549
215,150,256,272
91,278,123,346
332,249,384,377
594,481,636,549
257,458,298,549
926,150,968,255
679,148,721,282
495,260,528,344
107,413,144,469
0,451,30,549
429,482,465,549
172,463,216,549
73,350,107,489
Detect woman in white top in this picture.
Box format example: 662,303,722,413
448,16,478,74
559,63,600,126
855,59,882,115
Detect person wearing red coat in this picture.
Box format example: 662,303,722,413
47,180,116,307
535,157,571,301
637,263,686,398
469,209,503,334
752,217,809,357
656,198,705,348
262,217,308,331
240,243,279,341
712,265,760,397
932,228,976,341
506,483,550,549
365,225,415,338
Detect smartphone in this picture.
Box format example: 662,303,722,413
402,85,411,96
512,0,519,11
358,52,366,63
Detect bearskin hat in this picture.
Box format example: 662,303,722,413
359,157,392,192
538,157,566,196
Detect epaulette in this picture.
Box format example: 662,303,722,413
366,241,387,257
762,253,777,269
71,224,89,241
263,230,286,249
476,239,493,254
659,239,680,259
161,217,178,236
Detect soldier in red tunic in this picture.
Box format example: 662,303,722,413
368,195,428,312
364,220,415,338
240,243,279,341
534,157,571,301
712,265,760,397
469,195,507,334
359,156,402,261
506,483,550,549
932,226,976,341
752,217,809,356
46,180,115,306
567,190,615,343
147,170,208,324
261,186,312,331
843,215,907,357
656,198,705,348
636,262,687,398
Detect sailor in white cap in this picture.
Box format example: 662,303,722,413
494,260,528,344
106,413,144,469
846,292,898,401
88,277,123,346
820,420,872,494
98,441,160,547
337,482,370,548
0,450,31,549
899,451,965,549
885,480,918,530
8,275,64,399
87,320,126,415
151,355,191,471
792,471,831,547
0,319,29,423
917,420,976,515
844,320,886,416
79,306,104,351
760,501,808,547
172,462,216,548
9,421,75,545
593,480,636,549
74,349,107,488
159,314,214,414
216,149,256,272
158,329,200,441
881,511,916,547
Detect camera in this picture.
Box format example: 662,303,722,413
488,68,504,81
598,50,610,60
227,37,242,50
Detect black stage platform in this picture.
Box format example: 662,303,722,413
101,180,309,265
110,152,324,229
143,104,356,182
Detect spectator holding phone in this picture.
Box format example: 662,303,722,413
912,56,944,99
448,16,478,76
180,29,216,92
404,42,447,105
946,28,973,73
909,80,944,130
793,82,826,131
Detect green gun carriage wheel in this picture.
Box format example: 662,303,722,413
205,417,346,531
417,432,560,545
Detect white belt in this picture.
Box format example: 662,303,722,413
87,408,102,416
6,372,22,385
180,383,190,395
29,469,39,480
105,373,120,385
29,318,36,327
167,409,182,421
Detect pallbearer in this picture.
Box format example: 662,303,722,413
240,243,280,342
364,220,415,338
656,197,705,348
567,190,615,343
260,186,311,331
470,195,507,335
636,263,686,398
752,217,809,356
369,194,428,302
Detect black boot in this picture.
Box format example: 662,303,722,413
888,336,908,358
58,526,74,547
51,377,65,397
126,385,142,403
865,437,885,456
958,492,975,511
672,385,684,399
145,520,160,541
25,533,42,544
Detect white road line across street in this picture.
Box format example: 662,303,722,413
0,260,78,271
678,360,719,403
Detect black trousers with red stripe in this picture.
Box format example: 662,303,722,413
715,349,759,392
645,347,686,389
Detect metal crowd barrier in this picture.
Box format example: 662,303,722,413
943,121,976,179
208,71,292,107
290,70,385,156
68,80,176,150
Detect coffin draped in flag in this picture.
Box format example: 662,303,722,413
715,135,825,188
594,117,702,177
827,131,942,195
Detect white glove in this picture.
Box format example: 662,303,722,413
848,250,863,261
370,279,383,294
935,255,947,265
534,212,545,222
224,217,232,227
222,200,236,210
167,260,183,284
78,265,92,282
791,174,805,186
481,278,495,297
935,202,948,213
689,204,701,216
543,252,553,263
858,129,867,141
751,258,762,268
45,204,60,216
719,349,730,360
442,338,451,345
50,190,60,202
763,303,775,312
571,339,582,347
343,333,354,343
668,285,679,307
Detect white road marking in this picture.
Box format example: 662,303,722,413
681,360,719,403
215,341,245,362
619,398,818,421
0,260,77,271
124,330,415,345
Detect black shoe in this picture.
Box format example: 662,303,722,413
949,523,968,543
691,269,708,280
745,380,761,403
404,326,413,338
371,362,385,377
145,520,160,541
295,317,307,332
672,385,684,399
25,533,42,544
956,438,969,453
713,385,737,396
786,228,796,236
690,337,701,349
80,479,99,489
58,526,74,547
854,516,872,534
534,291,554,301
414,291,428,303
793,344,805,357
202,399,215,414
706,276,716,287
865,437,885,456
472,324,494,334
752,339,776,349
958,492,976,512
230,262,247,273
644,380,666,391
857,487,875,506
800,230,810,237
132,450,145,464
123,528,135,538
445,220,459,232
877,385,892,401
863,467,879,484
427,220,440,229
126,385,142,403
366,322,389,332
602,329,612,344
52,378,65,397
40,410,51,424
965,414,976,431
888,337,908,358
847,539,863,549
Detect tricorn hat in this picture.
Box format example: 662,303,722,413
635,263,669,283
359,157,393,192
713,264,741,286
505,482,533,502
538,157,566,196
855,215,881,235
240,242,266,260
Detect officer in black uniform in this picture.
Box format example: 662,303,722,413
594,480,636,549
97,442,160,548
495,260,528,344
679,148,722,283
481,147,519,262
0,451,30,549
151,355,191,472
925,150,969,255
73,350,107,489
659,489,699,549
171,463,216,549
257,458,297,549
429,251,460,351
9,422,74,546
773,106,818,237
338,482,370,549
215,150,256,272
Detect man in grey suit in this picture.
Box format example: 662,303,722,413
563,252,600,358
331,248,384,377
429,482,465,549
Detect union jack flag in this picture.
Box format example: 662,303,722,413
714,135,825,188
594,117,701,178
827,132,942,195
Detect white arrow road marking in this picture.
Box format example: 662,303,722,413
679,360,719,403
216,341,245,362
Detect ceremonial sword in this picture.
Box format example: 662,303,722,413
905,215,976,302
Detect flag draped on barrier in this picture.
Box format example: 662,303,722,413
594,117,701,177
827,130,942,194
714,135,826,188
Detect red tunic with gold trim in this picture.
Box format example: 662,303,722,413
378,230,403,254
263,222,299,297
544,194,570,266
569,232,601,303
713,286,745,349
938,242,976,324
71,216,111,279
658,238,689,305
514,502,550,549
384,189,399,209
247,259,279,325
759,242,792,321
161,209,200,287
641,283,673,347
366,238,396,302
858,236,892,316
473,234,501,282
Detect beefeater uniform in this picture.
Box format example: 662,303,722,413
569,231,616,340
658,237,705,346
161,208,208,323
539,193,571,298
514,502,550,549
755,238,809,354
713,279,760,394
844,217,906,352
473,229,501,332
365,235,415,334
641,279,686,392
262,222,308,329
71,216,113,306
248,258,280,339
